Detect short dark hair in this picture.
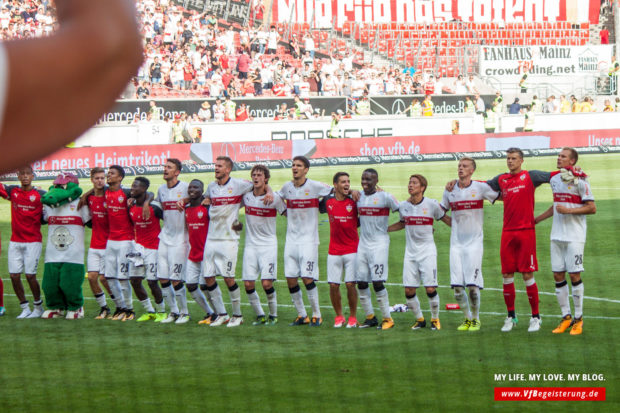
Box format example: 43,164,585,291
134,176,150,189
167,158,182,171
216,156,233,169
17,165,33,174
333,171,349,184
250,164,270,182
91,167,105,176
506,147,524,159
459,157,476,170
562,147,578,163
189,179,204,191
293,156,310,169
363,168,378,180
109,165,125,179
409,174,428,194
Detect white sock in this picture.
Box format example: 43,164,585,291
107,279,125,309
33,300,42,310
120,280,133,310
247,290,265,317
358,286,374,317
375,288,391,319
428,292,440,319
406,294,423,320
20,301,30,310
468,286,481,320
229,284,242,317
290,286,307,318
454,287,471,319
555,281,571,317
162,284,179,314
174,284,188,315
306,284,321,318
155,300,165,312
208,284,227,315
140,298,155,313
572,281,584,319
266,289,277,317
95,293,107,308
190,288,212,315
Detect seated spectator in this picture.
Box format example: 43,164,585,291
508,98,521,114
136,80,150,99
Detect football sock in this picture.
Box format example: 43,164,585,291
107,279,125,309
502,277,516,316
265,287,277,317
406,293,423,320
33,299,43,310
375,286,391,319
174,283,188,315
454,287,471,319
305,282,321,319
427,290,439,319
155,300,165,312
357,285,374,317
555,280,571,317
206,283,227,315
228,283,242,317
120,280,133,310
289,284,307,318
524,277,540,317
95,292,107,308
572,280,584,319
246,288,265,317
468,286,480,320
161,282,180,314
202,286,216,314
189,287,212,315
140,298,154,313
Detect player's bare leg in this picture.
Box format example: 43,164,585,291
88,271,110,318
129,277,154,321
345,281,358,327
329,282,343,327
405,286,425,329
261,279,278,324
10,273,31,318
287,277,309,325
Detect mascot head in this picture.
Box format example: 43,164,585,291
41,172,83,207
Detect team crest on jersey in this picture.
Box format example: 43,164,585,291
228,189,233,194
305,191,310,196
567,184,573,190
103,202,107,208
119,196,124,203
70,204,76,211
346,205,353,212
29,195,36,202
520,175,526,180
373,197,378,204
197,211,204,218
471,192,476,198
423,208,428,215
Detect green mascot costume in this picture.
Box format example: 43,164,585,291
40,173,90,319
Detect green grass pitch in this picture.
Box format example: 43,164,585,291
1,154,618,412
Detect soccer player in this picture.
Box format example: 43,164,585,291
389,175,451,331
356,168,400,330
1,166,46,318
319,172,359,328
128,177,167,322
440,158,499,331
241,165,286,326
184,179,215,325
204,156,269,327
535,148,595,335
278,156,333,326
85,167,114,319
155,159,190,324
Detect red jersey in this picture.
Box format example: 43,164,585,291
3,185,45,243
487,170,557,231
87,195,109,249
104,188,134,241
236,107,249,121
320,195,359,255
424,80,435,95
185,204,209,262
129,204,161,249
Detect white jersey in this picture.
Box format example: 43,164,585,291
243,191,286,247
207,177,253,241
441,181,498,248
549,174,594,243
43,200,91,265
156,181,189,245
357,190,399,249
398,198,445,260
278,179,332,245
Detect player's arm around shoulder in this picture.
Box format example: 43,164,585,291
534,205,554,224
388,201,406,232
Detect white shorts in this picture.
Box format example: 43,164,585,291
327,253,357,284
105,240,132,280
204,239,238,278
551,240,585,273
8,241,42,275
356,245,389,283
185,260,204,285
284,243,319,280
129,247,158,281
450,245,484,289
158,242,189,281
242,245,277,281
87,248,106,274
403,254,438,288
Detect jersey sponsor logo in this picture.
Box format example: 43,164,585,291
246,205,277,217
358,207,389,216
404,216,434,226
211,195,243,206
450,200,484,211
553,193,584,204
48,216,84,226
162,201,179,210
287,198,319,209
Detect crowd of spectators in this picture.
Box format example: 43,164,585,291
0,0,54,40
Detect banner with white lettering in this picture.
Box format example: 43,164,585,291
480,45,613,80
271,0,600,28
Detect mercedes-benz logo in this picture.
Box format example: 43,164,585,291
415,154,423,161
219,142,237,161
601,146,609,153
329,158,338,164
284,160,293,167
136,166,145,174
494,151,503,157
187,164,196,172
392,99,406,115
371,155,381,163
532,149,539,156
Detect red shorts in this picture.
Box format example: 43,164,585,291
500,229,538,274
